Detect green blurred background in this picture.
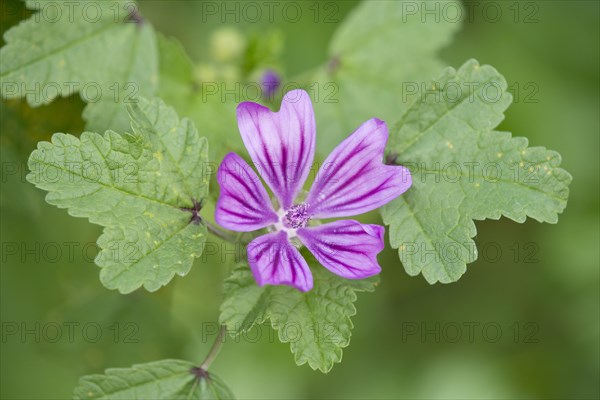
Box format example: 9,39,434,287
1,0,598,398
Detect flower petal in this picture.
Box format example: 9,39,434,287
216,152,278,232
305,118,412,219
237,89,316,209
247,231,313,292
297,220,384,279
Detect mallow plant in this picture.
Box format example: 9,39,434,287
0,0,571,398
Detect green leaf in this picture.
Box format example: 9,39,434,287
311,0,462,155
73,359,235,399
382,59,572,283
156,34,196,115
196,372,236,400
220,263,377,373
0,0,158,132
26,97,209,293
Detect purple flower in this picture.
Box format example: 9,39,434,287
261,69,281,99
215,90,412,292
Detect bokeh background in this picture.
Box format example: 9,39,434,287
1,0,598,399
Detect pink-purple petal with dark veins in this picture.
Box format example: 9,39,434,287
247,231,313,292
305,118,412,219
236,89,316,209
215,152,278,232
215,89,414,292
297,220,384,279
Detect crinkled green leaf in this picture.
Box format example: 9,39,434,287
26,98,208,293
0,0,158,132
312,0,461,155
73,359,235,400
382,59,572,283
220,263,377,373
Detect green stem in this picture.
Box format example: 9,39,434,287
205,221,238,243
200,325,227,370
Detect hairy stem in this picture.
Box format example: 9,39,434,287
200,325,227,370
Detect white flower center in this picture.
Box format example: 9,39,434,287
273,203,311,238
